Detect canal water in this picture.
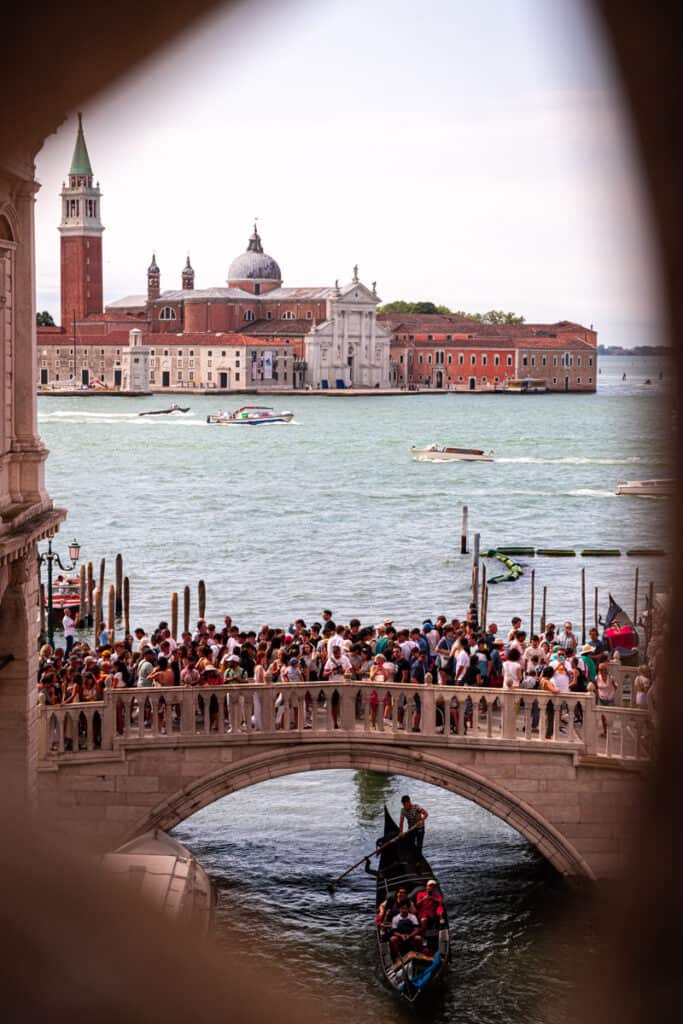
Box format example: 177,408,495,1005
38,354,670,1021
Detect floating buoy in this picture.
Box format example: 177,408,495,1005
497,547,535,556
481,548,524,584
625,548,666,557
580,549,621,557
536,549,576,557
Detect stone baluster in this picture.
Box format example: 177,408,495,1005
261,684,275,733
421,686,437,736
340,685,356,731
501,689,517,739
102,682,114,750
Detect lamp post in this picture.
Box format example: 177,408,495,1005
38,537,81,648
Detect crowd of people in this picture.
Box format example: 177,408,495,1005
38,607,655,738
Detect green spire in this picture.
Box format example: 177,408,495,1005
70,112,93,176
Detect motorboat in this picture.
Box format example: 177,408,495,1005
616,478,674,497
496,378,547,393
44,576,81,624
138,403,190,416
411,443,494,462
207,405,294,425
102,829,214,935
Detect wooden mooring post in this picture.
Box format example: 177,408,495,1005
115,553,123,615
171,592,178,640
198,579,206,620
94,588,102,635
581,568,586,645
472,532,480,613
123,576,130,636
633,567,639,624
86,561,94,626
481,583,489,630
79,564,86,628
183,585,191,635
460,505,468,554
540,586,547,634
530,569,535,637
107,585,115,639
480,563,487,626
98,558,105,600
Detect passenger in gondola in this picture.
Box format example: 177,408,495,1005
416,880,446,931
377,885,416,927
389,903,423,959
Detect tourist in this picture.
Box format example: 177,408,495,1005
389,903,423,959
557,621,578,651
415,879,446,932
502,647,523,688
62,609,77,655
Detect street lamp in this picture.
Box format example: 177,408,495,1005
38,537,81,648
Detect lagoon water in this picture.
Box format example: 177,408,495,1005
39,354,671,1022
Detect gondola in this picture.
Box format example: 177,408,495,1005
373,807,450,1003
601,594,640,664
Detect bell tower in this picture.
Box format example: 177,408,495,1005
59,113,104,327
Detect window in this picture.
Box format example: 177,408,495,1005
531,356,536,367
177,350,183,357
244,310,255,322
428,335,433,341
189,371,194,381
399,355,404,364
150,349,156,356
266,311,273,320
189,359,195,368
419,354,423,365
207,372,212,381
482,355,487,366
542,356,547,367
507,355,513,367
254,283,260,295
282,311,295,320
522,355,528,367
177,370,183,380
576,377,581,384
494,355,500,366
221,351,226,357
588,377,593,384
471,355,476,366
133,357,140,365
159,307,176,320
306,311,313,319
447,354,452,364
482,376,487,383
552,377,557,384
577,355,582,367
553,356,558,367
588,357,593,367
458,353,464,366
163,349,169,357
150,373,156,383
208,351,212,357
189,350,194,357
427,354,432,364
494,376,500,383
235,372,240,382
458,375,463,382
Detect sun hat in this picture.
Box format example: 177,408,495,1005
426,879,437,887
383,618,393,626
579,644,596,654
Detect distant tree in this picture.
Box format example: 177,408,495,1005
377,302,525,324
478,310,526,325
36,311,55,326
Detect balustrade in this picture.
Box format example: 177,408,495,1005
38,681,653,763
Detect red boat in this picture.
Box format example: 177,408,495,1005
44,577,81,624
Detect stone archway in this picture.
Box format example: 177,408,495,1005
127,744,595,879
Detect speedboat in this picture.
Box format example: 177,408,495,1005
496,378,547,393
616,478,674,497
411,444,493,462
207,405,294,425
102,829,214,935
138,403,190,416
44,576,81,623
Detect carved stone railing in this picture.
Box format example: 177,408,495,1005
38,682,653,764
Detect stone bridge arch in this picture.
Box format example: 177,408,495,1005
126,744,597,880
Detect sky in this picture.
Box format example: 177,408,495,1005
34,0,665,347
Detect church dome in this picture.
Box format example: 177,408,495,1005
228,224,281,282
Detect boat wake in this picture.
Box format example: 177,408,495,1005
496,455,644,465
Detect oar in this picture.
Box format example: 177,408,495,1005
327,824,420,895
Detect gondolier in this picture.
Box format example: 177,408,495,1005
399,795,428,855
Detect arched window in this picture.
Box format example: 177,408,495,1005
159,307,176,320
282,311,295,320
244,310,255,322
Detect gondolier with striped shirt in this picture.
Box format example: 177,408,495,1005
399,795,428,856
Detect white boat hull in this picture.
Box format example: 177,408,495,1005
411,446,494,462
616,479,674,497
207,412,293,425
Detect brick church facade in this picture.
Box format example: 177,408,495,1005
37,117,597,393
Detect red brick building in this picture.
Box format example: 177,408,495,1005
381,314,598,391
